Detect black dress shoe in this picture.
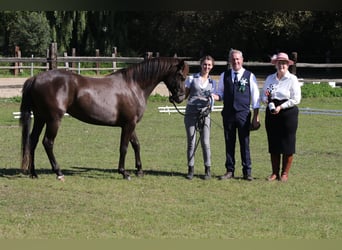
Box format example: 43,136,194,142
220,171,234,180
243,175,253,181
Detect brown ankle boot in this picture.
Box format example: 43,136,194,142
268,153,280,181
281,154,293,182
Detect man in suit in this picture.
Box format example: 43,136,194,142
212,49,260,181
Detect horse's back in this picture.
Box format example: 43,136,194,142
30,69,137,125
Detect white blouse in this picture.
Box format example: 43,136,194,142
261,71,301,109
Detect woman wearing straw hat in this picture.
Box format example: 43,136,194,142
261,52,301,182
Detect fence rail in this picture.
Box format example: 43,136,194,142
0,56,146,75
2,43,342,78
12,107,342,119
157,106,342,116
2,56,342,66
1,55,342,79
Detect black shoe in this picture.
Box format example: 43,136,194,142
243,174,253,181
186,166,194,180
219,171,234,180
203,166,211,180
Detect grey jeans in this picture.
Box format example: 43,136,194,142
184,113,211,167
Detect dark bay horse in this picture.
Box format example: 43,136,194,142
20,57,189,181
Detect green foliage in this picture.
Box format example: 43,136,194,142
148,94,168,102
0,96,21,103
1,11,342,61
301,83,342,98
46,11,87,54
8,12,52,57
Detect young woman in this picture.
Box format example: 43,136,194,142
184,55,216,180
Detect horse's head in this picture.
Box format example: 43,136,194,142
166,59,189,104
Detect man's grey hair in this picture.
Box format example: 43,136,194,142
229,49,243,60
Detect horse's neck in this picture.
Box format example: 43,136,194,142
142,78,164,99
135,66,168,93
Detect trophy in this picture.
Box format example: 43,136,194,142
266,86,276,114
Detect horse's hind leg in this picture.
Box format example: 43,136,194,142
130,131,143,177
28,118,45,178
43,119,64,180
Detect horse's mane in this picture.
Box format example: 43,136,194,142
107,57,180,83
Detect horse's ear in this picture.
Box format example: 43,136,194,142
178,59,189,74
177,60,189,80
177,59,185,70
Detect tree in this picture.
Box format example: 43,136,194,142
8,11,52,57
1,10,341,63
46,11,87,54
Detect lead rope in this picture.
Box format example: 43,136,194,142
171,99,185,116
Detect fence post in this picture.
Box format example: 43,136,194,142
112,46,117,72
64,52,69,70
95,49,100,75
290,52,297,75
144,52,153,60
72,48,76,73
46,48,49,71
14,46,21,76
49,42,58,70
31,55,34,77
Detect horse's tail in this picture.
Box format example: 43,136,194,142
20,77,35,171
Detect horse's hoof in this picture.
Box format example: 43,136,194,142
124,175,131,181
30,174,38,179
57,175,65,182
136,171,144,177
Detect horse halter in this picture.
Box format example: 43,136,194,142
168,79,186,104
168,76,186,104
168,59,189,103
168,91,184,104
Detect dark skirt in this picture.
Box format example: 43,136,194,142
265,100,299,154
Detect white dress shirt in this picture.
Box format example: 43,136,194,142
215,68,260,109
261,71,301,109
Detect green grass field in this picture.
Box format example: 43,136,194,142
0,97,341,239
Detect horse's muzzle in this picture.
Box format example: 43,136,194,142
169,94,185,104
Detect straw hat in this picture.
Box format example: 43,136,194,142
271,52,294,65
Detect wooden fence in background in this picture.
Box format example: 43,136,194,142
1,43,342,84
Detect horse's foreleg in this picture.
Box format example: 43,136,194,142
130,131,143,177
43,119,64,181
118,125,135,180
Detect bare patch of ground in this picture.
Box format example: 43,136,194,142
0,78,170,98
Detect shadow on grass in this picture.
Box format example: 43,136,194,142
66,166,186,179
0,166,186,179
1,166,261,181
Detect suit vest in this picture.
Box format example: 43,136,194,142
223,69,251,113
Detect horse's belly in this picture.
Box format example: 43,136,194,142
67,100,118,125
69,109,118,126
69,87,141,126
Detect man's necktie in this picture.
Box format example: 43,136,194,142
234,72,238,84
